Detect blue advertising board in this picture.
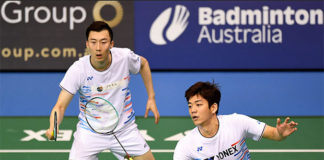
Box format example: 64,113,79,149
135,1,323,70
0,72,323,116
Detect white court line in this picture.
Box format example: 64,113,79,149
0,149,323,153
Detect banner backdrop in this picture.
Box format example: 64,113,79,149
135,1,324,70
1,1,323,71
0,1,134,71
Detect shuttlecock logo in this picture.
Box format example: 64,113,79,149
150,5,190,45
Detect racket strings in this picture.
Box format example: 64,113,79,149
85,98,119,134
85,97,132,159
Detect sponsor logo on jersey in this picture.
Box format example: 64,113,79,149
197,146,203,152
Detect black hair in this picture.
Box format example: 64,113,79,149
185,81,221,114
86,21,113,41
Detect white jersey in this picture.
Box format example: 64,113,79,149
174,113,266,160
60,47,141,132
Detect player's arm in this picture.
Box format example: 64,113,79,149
46,89,74,140
262,117,298,141
139,56,160,124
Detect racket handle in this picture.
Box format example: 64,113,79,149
51,131,56,141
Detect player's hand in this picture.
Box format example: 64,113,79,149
46,126,59,140
144,97,160,124
46,128,55,140
276,117,298,139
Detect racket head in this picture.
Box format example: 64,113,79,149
84,97,119,134
53,111,57,141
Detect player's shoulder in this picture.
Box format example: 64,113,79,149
111,47,133,56
219,113,247,119
219,113,258,129
177,127,199,145
174,128,197,159
218,113,251,124
68,55,89,72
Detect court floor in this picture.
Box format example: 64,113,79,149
0,116,323,159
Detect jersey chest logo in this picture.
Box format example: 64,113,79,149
87,76,93,81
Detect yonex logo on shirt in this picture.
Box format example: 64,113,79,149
202,145,239,160
197,146,203,152
215,145,239,159
87,76,93,81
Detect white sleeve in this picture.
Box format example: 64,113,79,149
173,138,191,160
59,62,81,95
236,114,266,141
127,49,141,74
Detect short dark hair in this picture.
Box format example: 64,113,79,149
185,81,221,114
86,21,113,41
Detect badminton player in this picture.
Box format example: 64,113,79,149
173,81,298,160
45,21,159,160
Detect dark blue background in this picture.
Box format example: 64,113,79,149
135,1,323,69
1,72,323,116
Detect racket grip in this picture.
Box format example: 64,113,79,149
124,156,133,160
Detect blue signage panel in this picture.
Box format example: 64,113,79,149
135,1,324,70
0,72,323,116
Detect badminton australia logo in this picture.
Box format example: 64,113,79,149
149,5,190,45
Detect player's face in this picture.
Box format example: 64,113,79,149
86,30,114,63
188,94,216,126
